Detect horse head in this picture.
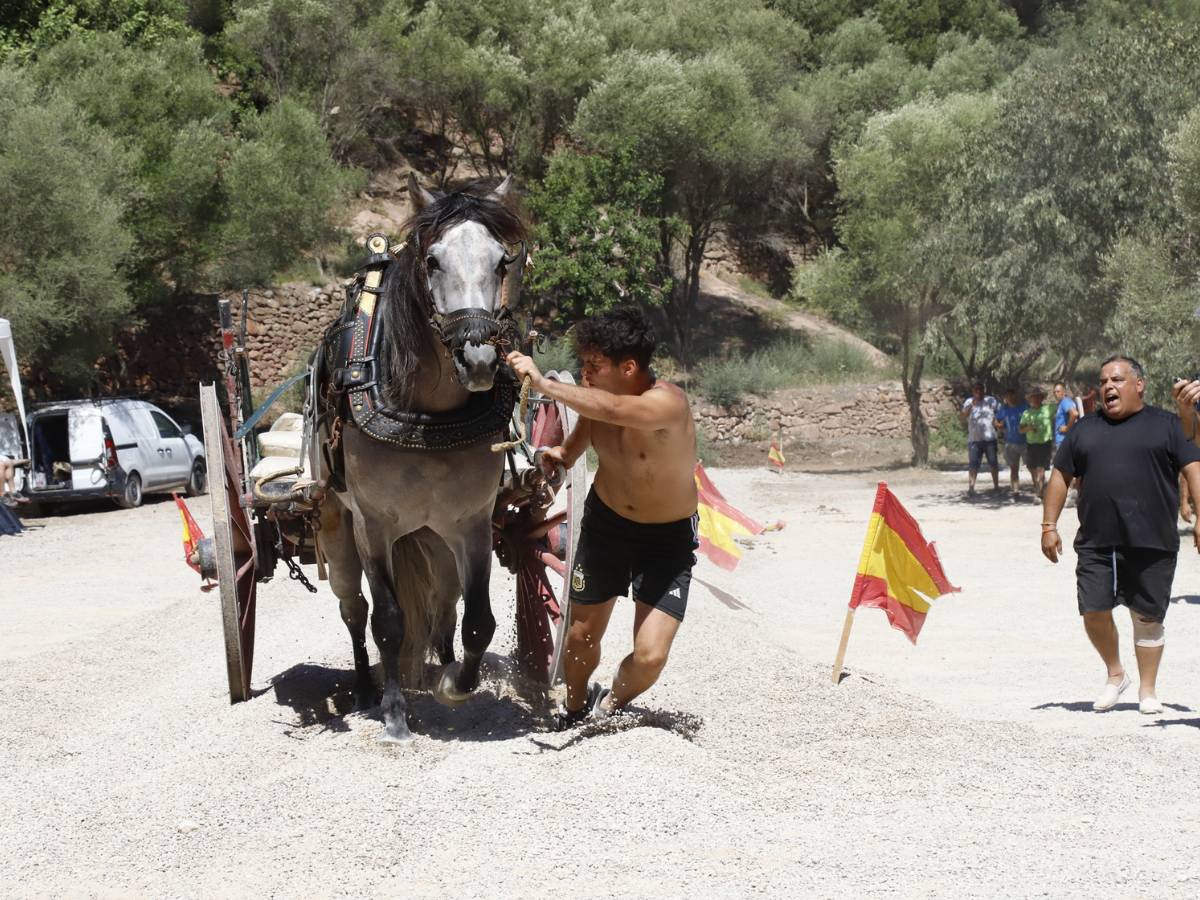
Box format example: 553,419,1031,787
409,174,524,392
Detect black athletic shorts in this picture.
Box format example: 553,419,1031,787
568,488,699,621
1027,441,1053,469
1075,546,1177,623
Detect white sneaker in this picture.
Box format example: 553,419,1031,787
1139,694,1163,715
1094,672,1131,711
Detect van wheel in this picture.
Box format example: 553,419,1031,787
116,473,143,509
186,459,207,497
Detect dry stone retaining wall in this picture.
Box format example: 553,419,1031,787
43,283,962,450
694,381,960,446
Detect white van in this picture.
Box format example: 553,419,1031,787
26,399,205,510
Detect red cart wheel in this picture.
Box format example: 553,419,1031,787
200,383,258,703
498,372,588,685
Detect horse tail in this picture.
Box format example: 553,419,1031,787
390,529,458,686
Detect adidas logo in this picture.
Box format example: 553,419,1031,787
667,587,681,599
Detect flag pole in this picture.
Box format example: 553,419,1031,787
831,607,855,684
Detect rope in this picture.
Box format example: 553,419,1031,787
491,375,531,453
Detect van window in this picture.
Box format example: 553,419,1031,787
150,411,182,439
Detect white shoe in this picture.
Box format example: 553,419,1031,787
1094,673,1130,711
1139,694,1163,715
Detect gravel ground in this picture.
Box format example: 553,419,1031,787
3,467,1200,898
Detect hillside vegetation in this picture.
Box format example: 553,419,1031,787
2,1,1199,462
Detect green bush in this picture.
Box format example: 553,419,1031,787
0,65,134,388
695,336,879,406
533,336,578,377
929,408,968,456
695,425,720,467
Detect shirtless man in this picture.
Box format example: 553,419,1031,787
506,307,698,729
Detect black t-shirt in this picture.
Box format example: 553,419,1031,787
1053,405,1200,551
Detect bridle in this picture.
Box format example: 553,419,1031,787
408,231,527,355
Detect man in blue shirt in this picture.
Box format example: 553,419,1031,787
995,387,1029,500
1053,381,1079,446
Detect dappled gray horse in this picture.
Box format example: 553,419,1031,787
314,176,526,743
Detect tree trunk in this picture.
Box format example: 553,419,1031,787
905,361,929,467
900,312,929,467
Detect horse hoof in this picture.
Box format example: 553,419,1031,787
377,726,414,745
433,662,472,707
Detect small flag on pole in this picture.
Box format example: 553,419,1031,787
767,440,785,471
174,494,204,575
694,463,783,571
832,482,959,683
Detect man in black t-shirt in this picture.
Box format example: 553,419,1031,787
1041,356,1200,715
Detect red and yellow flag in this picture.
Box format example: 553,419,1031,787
767,441,785,470
694,463,784,570
849,482,958,643
174,494,204,575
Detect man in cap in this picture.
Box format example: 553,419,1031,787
1019,385,1054,497
1041,356,1200,714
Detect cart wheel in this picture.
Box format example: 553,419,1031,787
511,371,588,685
200,384,257,703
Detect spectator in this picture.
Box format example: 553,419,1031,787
1079,385,1098,417
1020,386,1054,497
1053,381,1079,446
1174,376,1200,522
995,387,1029,500
959,382,1000,496
0,453,27,505
1041,356,1200,715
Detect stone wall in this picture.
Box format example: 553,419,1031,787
27,283,963,452
236,283,349,389
694,380,960,446
90,281,348,401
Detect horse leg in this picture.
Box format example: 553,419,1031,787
320,499,378,711
367,570,413,743
353,528,412,744
436,515,496,702
341,593,377,711
435,611,457,667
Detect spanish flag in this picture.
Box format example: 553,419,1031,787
849,482,958,643
694,463,783,570
174,494,204,575
767,441,785,470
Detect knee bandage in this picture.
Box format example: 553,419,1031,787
1131,612,1165,648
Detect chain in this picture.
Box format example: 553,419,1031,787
284,555,318,593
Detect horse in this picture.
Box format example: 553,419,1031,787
313,175,527,743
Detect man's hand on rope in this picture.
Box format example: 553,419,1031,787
506,350,543,390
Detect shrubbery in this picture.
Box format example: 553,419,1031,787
694,337,878,407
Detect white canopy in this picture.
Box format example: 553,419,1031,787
0,318,30,456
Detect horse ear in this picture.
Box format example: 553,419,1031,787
487,174,514,202
408,172,437,212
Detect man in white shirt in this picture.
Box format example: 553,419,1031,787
959,382,1000,496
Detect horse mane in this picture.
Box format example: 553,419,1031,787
377,179,528,409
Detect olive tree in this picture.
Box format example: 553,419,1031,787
796,92,996,464
0,66,133,388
